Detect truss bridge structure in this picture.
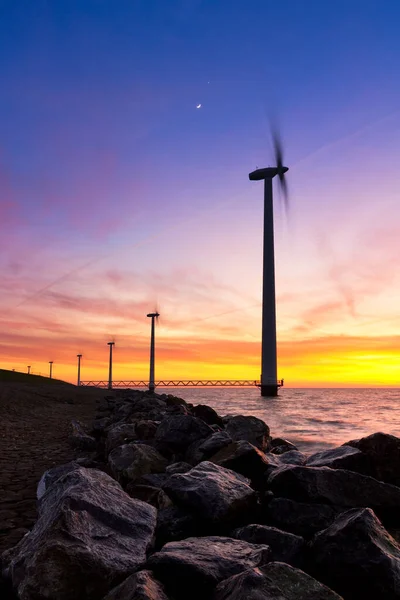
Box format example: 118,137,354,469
80,379,284,389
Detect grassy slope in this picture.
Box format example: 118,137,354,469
0,368,73,386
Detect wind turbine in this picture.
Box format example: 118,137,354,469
77,354,82,386
147,309,160,394
249,130,288,397
107,341,115,390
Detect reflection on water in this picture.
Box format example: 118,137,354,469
155,387,400,453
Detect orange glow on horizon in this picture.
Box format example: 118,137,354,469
1,332,398,388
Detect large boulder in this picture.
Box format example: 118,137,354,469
103,570,169,600
344,432,400,486
162,461,256,524
2,468,157,600
146,536,271,599
214,562,343,600
306,446,371,474
268,465,400,523
224,415,270,451
210,441,279,488
191,404,223,426
231,524,304,565
266,498,340,537
109,443,168,485
310,508,400,599
186,431,232,465
155,415,213,454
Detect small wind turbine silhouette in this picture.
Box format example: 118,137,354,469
77,354,82,386
249,128,289,396
107,340,115,390
147,308,160,394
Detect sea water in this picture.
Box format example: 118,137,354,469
156,387,400,453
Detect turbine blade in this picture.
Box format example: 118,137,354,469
279,175,289,214
271,126,284,169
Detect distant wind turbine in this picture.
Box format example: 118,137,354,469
147,308,160,394
107,341,115,390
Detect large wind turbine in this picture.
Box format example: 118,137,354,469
147,310,160,394
249,131,288,397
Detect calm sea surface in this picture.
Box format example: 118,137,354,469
155,387,400,453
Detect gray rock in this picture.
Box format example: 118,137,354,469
106,424,138,453
155,506,202,548
344,432,400,486
155,415,213,454
224,415,270,451
306,445,371,474
275,450,307,466
310,507,400,599
130,398,167,422
186,431,232,465
69,419,97,451
165,462,192,475
92,416,111,435
210,441,279,487
136,473,169,487
126,484,172,509
103,570,169,600
163,461,256,524
146,536,271,599
2,467,157,600
109,443,168,484
266,498,340,537
270,437,298,454
214,562,343,600
232,524,304,565
135,420,159,441
268,465,400,522
191,404,223,426
37,461,80,500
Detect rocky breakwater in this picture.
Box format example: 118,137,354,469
2,390,400,599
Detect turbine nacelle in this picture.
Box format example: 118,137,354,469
249,166,288,181
147,312,160,319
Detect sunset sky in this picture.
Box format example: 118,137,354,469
1,0,399,387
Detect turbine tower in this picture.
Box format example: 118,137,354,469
107,342,115,390
147,311,160,394
49,361,53,379
77,354,82,386
249,132,288,397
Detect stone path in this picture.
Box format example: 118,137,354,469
0,383,105,554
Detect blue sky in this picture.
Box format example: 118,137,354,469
1,0,400,384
